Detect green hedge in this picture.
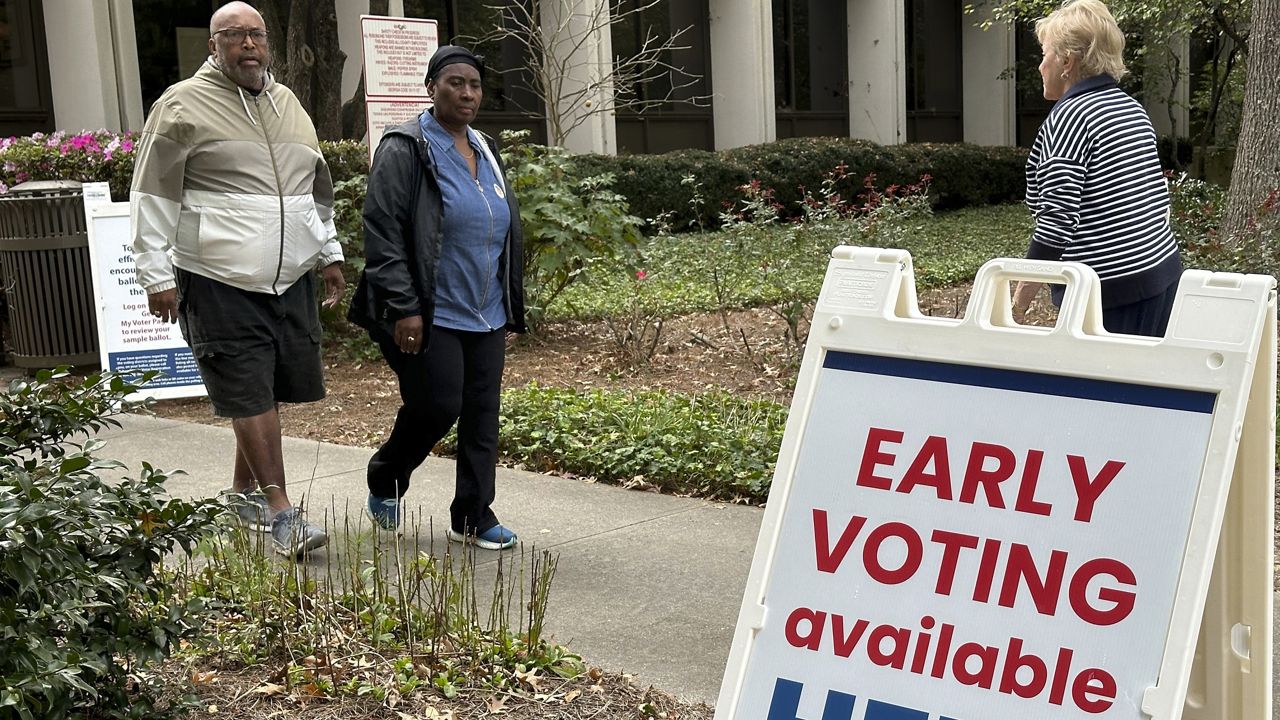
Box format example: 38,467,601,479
571,137,1029,232
319,139,370,185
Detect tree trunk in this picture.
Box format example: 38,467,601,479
283,3,313,111
252,1,348,140
1223,0,1280,240
258,0,286,75
312,3,346,139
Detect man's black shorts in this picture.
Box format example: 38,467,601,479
176,268,326,418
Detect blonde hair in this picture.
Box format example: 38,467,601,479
1036,0,1127,82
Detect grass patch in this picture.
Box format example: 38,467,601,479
552,204,1032,321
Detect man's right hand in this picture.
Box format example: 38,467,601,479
149,288,179,323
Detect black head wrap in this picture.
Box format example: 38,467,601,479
425,45,485,85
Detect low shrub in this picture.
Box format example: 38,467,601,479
0,369,224,719
477,385,788,501
319,139,370,185
500,130,644,330
572,137,1028,233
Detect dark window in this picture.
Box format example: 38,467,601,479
905,0,963,142
611,0,712,153
773,0,848,139
132,0,220,115
0,0,54,135
1014,22,1053,147
409,0,544,143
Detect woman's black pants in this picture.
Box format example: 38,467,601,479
367,325,507,534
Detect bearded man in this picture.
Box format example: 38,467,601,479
129,1,344,558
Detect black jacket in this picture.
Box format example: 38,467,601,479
347,115,527,341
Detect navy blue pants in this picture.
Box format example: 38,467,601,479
1102,282,1179,338
367,325,506,534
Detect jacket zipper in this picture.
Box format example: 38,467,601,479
255,94,286,294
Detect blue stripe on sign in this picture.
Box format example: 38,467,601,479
864,699,928,720
822,351,1216,414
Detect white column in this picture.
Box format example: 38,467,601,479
44,0,139,132
708,0,774,149
109,0,144,130
337,0,370,107
847,0,905,144
541,0,616,154
962,10,1016,146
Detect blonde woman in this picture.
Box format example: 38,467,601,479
1012,0,1181,336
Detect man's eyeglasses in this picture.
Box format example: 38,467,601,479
213,28,269,43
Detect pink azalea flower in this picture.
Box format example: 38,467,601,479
635,269,648,281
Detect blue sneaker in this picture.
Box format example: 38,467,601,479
366,494,401,532
447,524,517,550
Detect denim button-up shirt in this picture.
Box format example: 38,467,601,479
420,112,510,331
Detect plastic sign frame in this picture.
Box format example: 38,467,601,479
715,249,1275,720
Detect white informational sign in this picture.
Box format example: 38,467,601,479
361,15,438,98
83,200,206,402
716,251,1275,720
360,14,437,159
367,98,430,155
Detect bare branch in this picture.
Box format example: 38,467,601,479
482,0,710,146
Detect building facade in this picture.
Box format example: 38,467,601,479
12,0,1189,153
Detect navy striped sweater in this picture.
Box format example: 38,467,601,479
1025,75,1181,308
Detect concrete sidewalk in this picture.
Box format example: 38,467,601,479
91,413,759,705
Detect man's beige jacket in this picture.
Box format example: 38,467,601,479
130,58,343,295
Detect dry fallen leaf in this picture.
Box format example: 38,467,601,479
514,667,543,691
563,688,582,703
190,669,219,685
485,695,508,714
253,682,287,696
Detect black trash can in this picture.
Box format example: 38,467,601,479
0,180,100,369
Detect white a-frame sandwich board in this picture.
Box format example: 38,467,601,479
715,248,1275,720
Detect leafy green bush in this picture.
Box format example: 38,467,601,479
0,131,137,200
0,369,223,720
500,130,644,329
480,385,787,501
319,139,370,185
571,137,1028,232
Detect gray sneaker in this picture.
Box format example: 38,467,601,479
270,507,329,558
219,488,271,533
